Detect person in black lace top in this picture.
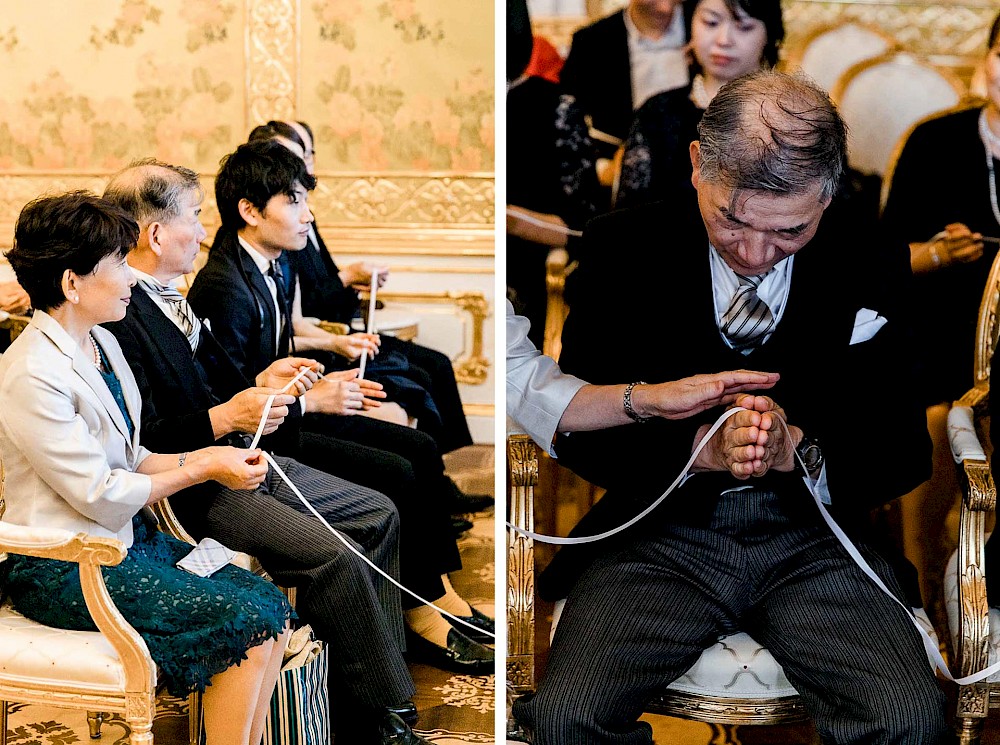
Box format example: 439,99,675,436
506,0,604,347
616,0,784,210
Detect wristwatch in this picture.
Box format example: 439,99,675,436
794,436,824,478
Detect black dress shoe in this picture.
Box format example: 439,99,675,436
450,517,473,537
386,700,418,727
405,627,494,675
377,711,429,744
446,606,495,644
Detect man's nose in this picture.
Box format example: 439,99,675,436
739,231,772,266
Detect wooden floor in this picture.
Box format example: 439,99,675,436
3,444,497,745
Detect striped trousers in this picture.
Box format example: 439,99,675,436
514,489,950,744
172,455,415,720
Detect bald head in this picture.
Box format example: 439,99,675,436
103,158,202,228
695,70,847,201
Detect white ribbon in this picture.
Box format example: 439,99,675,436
248,367,493,640
506,406,1000,684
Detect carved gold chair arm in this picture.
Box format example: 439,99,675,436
0,312,31,343
507,432,538,694
0,521,156,695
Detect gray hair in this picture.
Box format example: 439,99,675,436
102,158,202,227
696,70,847,201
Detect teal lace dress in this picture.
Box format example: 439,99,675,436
3,341,294,696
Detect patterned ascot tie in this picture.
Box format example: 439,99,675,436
268,260,293,354
138,279,202,353
721,273,774,353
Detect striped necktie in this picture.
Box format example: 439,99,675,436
721,273,774,354
138,279,202,353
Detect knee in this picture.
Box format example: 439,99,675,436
850,677,949,744
514,682,648,745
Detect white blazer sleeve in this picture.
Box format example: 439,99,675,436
0,355,151,533
506,300,587,456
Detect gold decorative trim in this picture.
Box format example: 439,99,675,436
371,291,491,385
645,691,808,724
507,434,537,694
245,0,298,127
310,175,495,226
463,403,495,418
381,266,494,275
782,1,996,86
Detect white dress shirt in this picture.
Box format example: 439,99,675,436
506,300,587,457
624,5,689,110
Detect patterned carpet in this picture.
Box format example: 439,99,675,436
4,444,497,745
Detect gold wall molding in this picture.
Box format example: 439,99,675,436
462,403,495,418
376,290,491,386
781,0,996,84
311,175,495,227
246,0,298,126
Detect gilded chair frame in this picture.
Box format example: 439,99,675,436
951,249,1000,744
781,20,898,83
0,468,157,744
506,434,808,739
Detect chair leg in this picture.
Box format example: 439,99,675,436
708,723,741,745
958,716,984,745
87,711,104,738
0,701,7,745
188,690,203,745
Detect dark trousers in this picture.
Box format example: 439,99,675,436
295,413,462,607
514,490,950,745
170,455,415,720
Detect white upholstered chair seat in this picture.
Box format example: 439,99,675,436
0,601,127,690
666,632,797,698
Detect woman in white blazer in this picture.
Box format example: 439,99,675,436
0,191,291,745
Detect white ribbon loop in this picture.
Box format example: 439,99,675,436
248,366,494,640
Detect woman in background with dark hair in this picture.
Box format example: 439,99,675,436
615,0,785,209
0,191,291,745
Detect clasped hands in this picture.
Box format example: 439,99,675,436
691,394,803,480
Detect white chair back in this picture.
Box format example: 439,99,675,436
831,51,965,176
789,21,897,93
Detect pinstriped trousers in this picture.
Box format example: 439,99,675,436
514,490,951,745
171,455,415,718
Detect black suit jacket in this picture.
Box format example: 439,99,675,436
544,191,929,598
287,227,361,325
187,227,290,379
103,287,302,455
559,10,633,149
559,8,694,151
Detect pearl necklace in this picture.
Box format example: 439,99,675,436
88,333,101,369
978,109,1000,228
690,74,712,110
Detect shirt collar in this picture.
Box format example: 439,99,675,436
129,266,167,291
624,5,685,48
237,235,274,276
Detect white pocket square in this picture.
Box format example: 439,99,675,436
850,308,887,345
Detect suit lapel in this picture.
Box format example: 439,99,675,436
239,247,278,353
127,289,206,400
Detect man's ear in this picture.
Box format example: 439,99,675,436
238,198,259,227
146,222,164,256
689,140,701,189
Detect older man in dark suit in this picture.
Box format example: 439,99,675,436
513,71,949,744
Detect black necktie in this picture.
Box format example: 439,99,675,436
268,260,292,355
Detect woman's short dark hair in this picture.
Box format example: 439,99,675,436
989,9,1000,50
214,140,316,230
7,191,139,312
261,120,308,150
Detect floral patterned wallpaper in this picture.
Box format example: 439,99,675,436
0,0,494,174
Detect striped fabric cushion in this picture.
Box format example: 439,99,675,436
264,641,330,745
